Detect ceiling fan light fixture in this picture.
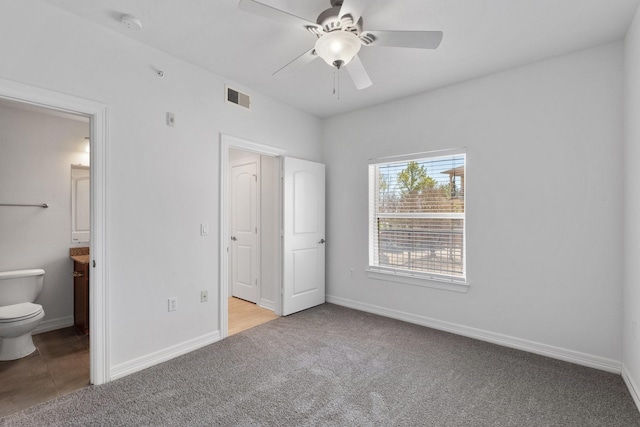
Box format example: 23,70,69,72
314,30,362,68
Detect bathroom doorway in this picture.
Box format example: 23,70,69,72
0,98,92,416
0,78,109,391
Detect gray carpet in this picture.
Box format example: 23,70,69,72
1,304,639,426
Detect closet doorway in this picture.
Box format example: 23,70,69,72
227,147,280,333
220,135,286,338
220,134,326,337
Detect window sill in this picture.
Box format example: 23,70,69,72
366,269,469,293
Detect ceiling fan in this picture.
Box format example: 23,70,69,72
238,0,443,90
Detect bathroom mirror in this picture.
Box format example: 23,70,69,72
71,165,90,243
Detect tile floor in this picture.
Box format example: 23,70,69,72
0,327,90,418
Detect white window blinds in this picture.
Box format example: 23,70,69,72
369,151,466,283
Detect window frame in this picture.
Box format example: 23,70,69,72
367,148,468,292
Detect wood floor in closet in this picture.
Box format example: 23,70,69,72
228,296,278,336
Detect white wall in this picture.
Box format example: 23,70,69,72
0,0,321,373
260,154,279,309
623,5,640,407
0,103,89,330
323,42,624,368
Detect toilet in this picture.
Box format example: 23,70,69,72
0,269,45,361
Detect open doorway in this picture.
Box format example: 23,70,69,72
227,147,281,335
220,134,327,337
219,135,286,338
0,98,91,416
0,78,109,396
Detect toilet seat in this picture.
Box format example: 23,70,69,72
0,302,43,323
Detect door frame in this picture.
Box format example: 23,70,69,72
219,134,285,339
0,78,110,385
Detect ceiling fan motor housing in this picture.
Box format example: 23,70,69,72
315,6,362,34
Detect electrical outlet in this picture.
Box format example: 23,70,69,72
201,290,208,303
168,297,177,312
349,268,355,278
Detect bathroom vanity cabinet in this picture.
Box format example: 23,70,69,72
71,254,90,335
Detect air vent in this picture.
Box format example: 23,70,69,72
225,85,251,110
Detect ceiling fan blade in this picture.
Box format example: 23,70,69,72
273,48,318,77
338,0,367,25
346,55,372,90
238,0,321,32
363,30,443,49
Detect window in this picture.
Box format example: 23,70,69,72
368,149,466,287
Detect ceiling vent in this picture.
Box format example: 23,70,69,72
225,85,251,110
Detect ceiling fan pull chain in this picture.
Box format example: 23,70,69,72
333,69,336,98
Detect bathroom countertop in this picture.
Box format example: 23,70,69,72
70,247,89,264
70,247,89,256
70,254,90,264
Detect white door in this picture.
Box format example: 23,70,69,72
231,160,260,303
282,157,326,316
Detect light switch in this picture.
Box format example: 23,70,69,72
166,112,175,127
201,223,209,236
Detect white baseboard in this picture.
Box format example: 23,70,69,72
326,295,621,374
110,331,221,381
622,364,640,413
33,315,74,335
259,298,275,311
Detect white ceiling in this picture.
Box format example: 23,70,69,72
42,0,640,118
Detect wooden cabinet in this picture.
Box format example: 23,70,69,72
73,260,89,335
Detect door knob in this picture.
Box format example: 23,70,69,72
231,236,237,241
319,238,326,244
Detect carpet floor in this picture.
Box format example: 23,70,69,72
1,304,639,426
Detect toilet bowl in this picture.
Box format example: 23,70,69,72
0,269,45,361
0,303,45,360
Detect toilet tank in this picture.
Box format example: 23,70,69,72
0,269,45,306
